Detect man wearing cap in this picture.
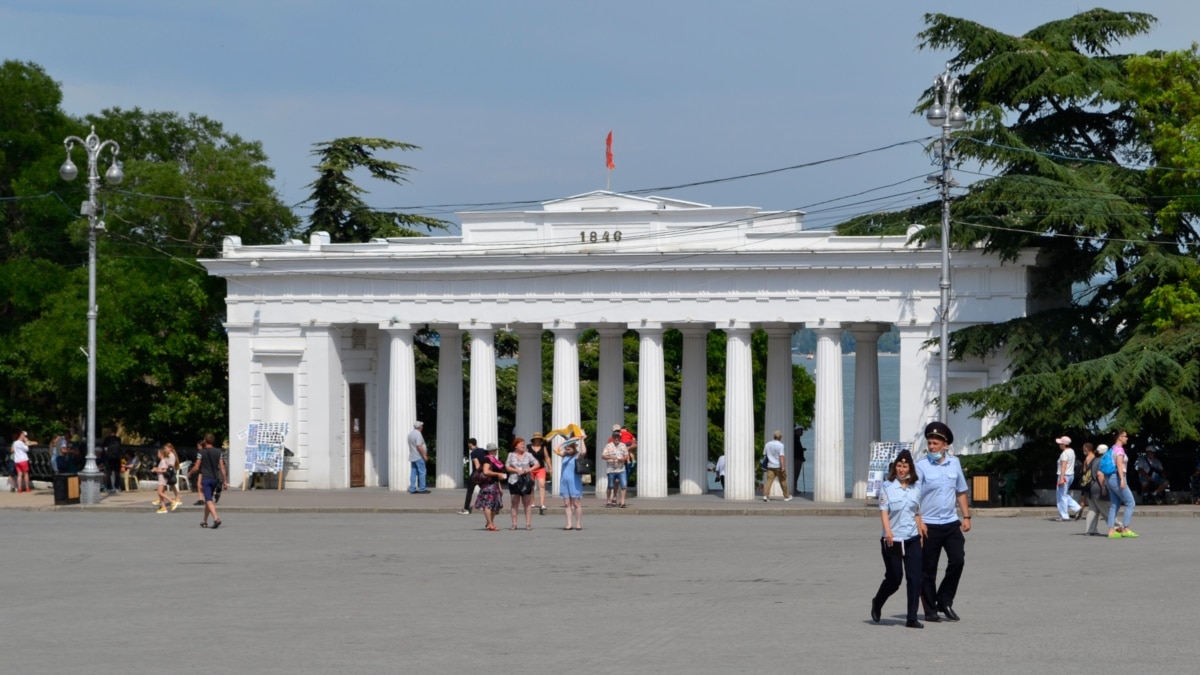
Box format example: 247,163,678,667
1134,447,1169,505
915,421,970,623
1055,436,1082,520
408,421,430,494
602,425,629,507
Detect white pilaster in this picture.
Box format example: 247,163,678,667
634,322,667,498
678,326,709,494
595,327,626,498
435,327,463,489
723,323,755,501
813,326,845,503
848,322,886,500
763,325,795,497
898,324,937,446
515,326,544,438
383,324,417,492
225,325,252,489
463,323,498,450
549,323,580,495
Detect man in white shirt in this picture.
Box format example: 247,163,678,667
1055,436,1082,521
602,425,629,507
761,430,792,502
408,421,429,494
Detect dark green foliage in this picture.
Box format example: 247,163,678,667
0,60,298,443
302,137,450,242
838,12,1200,446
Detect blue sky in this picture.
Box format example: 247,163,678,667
4,1,1199,230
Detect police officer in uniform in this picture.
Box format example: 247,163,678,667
915,421,970,623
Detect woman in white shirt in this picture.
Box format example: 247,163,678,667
11,431,31,493
871,449,925,628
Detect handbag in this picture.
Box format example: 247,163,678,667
470,469,488,486
574,455,593,475
760,454,769,470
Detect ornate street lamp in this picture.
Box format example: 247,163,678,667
925,64,967,424
60,126,123,505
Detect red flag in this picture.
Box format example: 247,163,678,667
605,131,615,170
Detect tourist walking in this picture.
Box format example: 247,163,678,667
10,430,31,493
197,433,227,529
916,421,970,623
1055,436,1081,521
762,429,792,502
555,432,587,530
871,449,924,628
459,438,483,515
1102,431,1137,539
528,432,551,515
602,425,629,508
1082,443,1110,536
474,443,506,531
151,448,173,514
506,437,539,530
163,443,182,509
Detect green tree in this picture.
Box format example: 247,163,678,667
302,137,450,242
0,65,301,443
837,11,1200,445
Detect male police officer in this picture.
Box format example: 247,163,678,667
915,421,970,623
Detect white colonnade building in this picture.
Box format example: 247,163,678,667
201,191,1042,501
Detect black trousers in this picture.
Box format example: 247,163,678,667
921,521,965,615
462,483,478,511
874,535,923,622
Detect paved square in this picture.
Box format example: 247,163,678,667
2,511,1191,673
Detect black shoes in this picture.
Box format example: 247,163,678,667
906,620,924,629
937,604,960,621
870,598,882,623
924,613,941,623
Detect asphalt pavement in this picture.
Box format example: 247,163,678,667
1,484,1196,674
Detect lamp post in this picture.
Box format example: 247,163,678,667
924,64,966,424
60,126,123,505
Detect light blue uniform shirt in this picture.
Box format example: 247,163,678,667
915,454,968,525
879,480,921,540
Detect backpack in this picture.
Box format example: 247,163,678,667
1098,450,1116,476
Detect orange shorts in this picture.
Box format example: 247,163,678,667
531,467,547,480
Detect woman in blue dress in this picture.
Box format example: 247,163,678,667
871,449,925,628
554,431,588,530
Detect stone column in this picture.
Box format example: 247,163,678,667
383,323,417,492
723,323,755,501
549,323,580,495
678,326,709,494
595,327,626,498
634,322,667,498
763,325,795,498
463,323,498,450
848,322,886,500
515,326,544,438
812,326,846,503
435,327,464,489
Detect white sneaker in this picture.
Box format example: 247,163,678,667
457,510,470,515
762,497,769,502
784,496,793,502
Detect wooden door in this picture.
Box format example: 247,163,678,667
349,384,366,487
